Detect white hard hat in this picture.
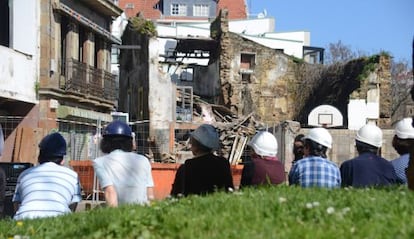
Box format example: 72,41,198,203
355,124,382,148
248,131,278,157
304,127,332,149
191,124,220,150
395,118,414,139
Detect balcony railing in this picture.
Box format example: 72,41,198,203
61,58,117,102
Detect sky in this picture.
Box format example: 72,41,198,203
248,0,414,67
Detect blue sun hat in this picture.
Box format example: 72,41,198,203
191,124,220,150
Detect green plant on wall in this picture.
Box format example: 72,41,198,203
34,81,39,98
357,55,380,82
130,16,157,37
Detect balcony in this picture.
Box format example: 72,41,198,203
61,58,117,102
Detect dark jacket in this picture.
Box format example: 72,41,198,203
0,167,5,218
171,153,234,196
340,152,399,187
241,156,285,187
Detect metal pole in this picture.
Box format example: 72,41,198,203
92,119,101,203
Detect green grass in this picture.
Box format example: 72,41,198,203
1,186,414,239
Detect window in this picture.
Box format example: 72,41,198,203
241,74,251,83
60,16,69,76
125,3,134,9
193,4,209,17
240,53,255,69
180,68,193,81
111,48,120,65
78,27,87,63
171,3,187,16
0,0,9,47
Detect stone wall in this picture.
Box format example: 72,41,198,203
275,121,399,174
213,9,299,125
213,10,392,128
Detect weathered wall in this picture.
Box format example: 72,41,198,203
119,26,150,120
273,121,399,174
212,9,299,125
212,10,392,128
192,62,221,100
378,56,392,127
120,25,173,160
294,55,392,128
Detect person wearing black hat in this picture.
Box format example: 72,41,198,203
12,132,82,220
171,124,234,196
93,120,154,207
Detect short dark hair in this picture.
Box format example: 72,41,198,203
392,136,414,155
100,135,133,154
38,152,64,164
294,134,305,143
304,139,327,158
355,140,378,154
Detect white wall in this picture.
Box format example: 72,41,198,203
264,31,310,46
0,0,39,104
0,47,38,103
148,38,174,154
242,34,305,58
10,0,38,55
157,25,210,38
156,17,310,59
228,18,275,35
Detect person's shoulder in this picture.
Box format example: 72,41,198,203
61,164,79,176
17,165,37,178
133,153,149,160
391,154,409,163
93,154,109,164
342,155,359,163
297,156,317,163
211,154,230,165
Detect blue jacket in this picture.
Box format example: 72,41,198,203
340,152,399,188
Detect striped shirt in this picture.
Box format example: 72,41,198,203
391,153,409,184
288,156,341,188
12,162,82,220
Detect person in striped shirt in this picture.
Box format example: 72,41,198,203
12,132,82,220
391,118,414,184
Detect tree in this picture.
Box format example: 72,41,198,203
324,40,358,64
391,59,413,115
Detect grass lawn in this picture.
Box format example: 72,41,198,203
1,185,413,239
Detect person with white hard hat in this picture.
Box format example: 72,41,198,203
340,123,398,187
171,124,233,196
240,131,285,187
390,118,414,184
288,127,341,188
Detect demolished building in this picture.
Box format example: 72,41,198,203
118,9,392,163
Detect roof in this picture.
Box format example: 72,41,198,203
78,0,123,17
119,0,161,19
217,0,247,20
118,0,247,20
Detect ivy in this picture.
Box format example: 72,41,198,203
130,16,157,37
357,55,380,81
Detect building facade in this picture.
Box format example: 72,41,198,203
118,0,247,20
0,0,122,163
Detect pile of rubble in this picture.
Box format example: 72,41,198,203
169,101,266,164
